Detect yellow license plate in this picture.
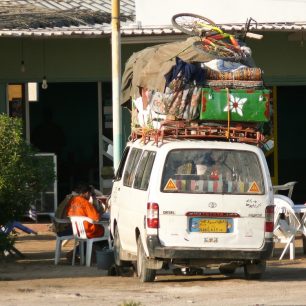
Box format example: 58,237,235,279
198,219,228,233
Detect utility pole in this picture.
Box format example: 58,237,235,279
111,0,122,171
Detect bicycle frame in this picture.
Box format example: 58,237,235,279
172,13,260,62
195,21,223,35
210,33,240,48
195,21,241,51
194,34,243,62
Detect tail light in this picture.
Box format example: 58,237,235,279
147,202,159,228
265,205,274,232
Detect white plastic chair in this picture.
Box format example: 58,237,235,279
297,208,306,237
274,194,295,207
53,217,73,265
273,196,301,260
273,181,297,199
69,216,112,267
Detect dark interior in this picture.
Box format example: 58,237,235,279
30,82,100,201
277,86,306,203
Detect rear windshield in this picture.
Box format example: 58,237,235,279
161,149,264,195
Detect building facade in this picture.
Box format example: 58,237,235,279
0,1,306,211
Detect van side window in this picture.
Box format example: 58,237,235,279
134,151,156,190
114,146,130,181
123,148,142,187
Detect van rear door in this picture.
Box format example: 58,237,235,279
156,148,269,250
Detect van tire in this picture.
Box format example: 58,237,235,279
137,238,156,282
113,226,124,267
244,260,266,280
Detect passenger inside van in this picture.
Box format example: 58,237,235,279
176,161,196,175
207,150,226,180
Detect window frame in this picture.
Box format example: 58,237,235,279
133,150,156,191
114,146,130,181
123,148,143,187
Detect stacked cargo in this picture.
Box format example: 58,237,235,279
121,17,271,146
201,65,270,123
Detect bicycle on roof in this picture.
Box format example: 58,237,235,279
171,13,262,63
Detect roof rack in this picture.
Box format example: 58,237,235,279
130,120,265,146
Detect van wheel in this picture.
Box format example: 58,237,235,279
113,226,124,267
244,260,266,280
137,238,156,282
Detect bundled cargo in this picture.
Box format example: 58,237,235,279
204,64,264,88
121,14,272,146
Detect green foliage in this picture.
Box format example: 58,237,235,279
0,231,16,255
0,114,55,226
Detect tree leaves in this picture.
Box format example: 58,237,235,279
0,114,55,225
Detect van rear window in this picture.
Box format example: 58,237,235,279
161,149,264,194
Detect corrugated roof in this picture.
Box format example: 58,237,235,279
0,0,135,15
122,23,306,35
221,23,306,32
0,0,135,29
0,1,305,37
0,23,305,38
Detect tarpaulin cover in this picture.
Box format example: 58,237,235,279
121,37,216,104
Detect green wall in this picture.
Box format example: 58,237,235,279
249,32,306,85
0,34,305,84
0,37,151,83
0,38,112,82
0,37,150,113
1,33,306,116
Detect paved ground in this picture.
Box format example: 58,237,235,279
1,225,306,306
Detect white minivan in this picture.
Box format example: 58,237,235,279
110,139,274,282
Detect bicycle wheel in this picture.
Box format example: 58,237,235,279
192,41,242,62
171,13,218,36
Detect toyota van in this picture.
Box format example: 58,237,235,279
110,139,274,282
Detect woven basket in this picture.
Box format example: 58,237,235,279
205,67,262,81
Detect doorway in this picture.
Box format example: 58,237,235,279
277,86,306,203
30,82,99,201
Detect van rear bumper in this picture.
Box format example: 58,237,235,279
146,235,274,260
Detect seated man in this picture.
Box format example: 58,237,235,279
89,185,109,218
54,189,78,237
67,184,104,238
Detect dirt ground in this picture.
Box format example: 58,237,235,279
1,227,306,306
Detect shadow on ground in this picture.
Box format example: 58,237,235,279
1,231,306,283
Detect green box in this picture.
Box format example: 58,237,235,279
200,88,270,122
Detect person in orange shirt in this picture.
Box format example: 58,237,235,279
67,184,104,238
